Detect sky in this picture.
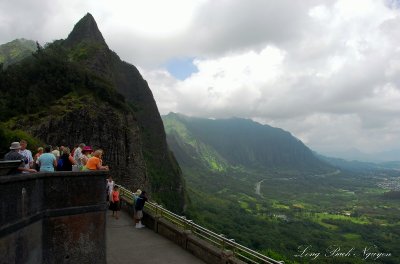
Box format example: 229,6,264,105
1,0,400,161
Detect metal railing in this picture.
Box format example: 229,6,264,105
117,184,283,264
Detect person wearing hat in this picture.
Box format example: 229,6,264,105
4,142,37,174
132,189,142,223
81,146,93,167
134,191,148,228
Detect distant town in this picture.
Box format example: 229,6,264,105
377,178,400,191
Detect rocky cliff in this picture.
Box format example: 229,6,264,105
0,13,185,213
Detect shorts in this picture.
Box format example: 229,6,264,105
135,210,143,219
109,201,120,211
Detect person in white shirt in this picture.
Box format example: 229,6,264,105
73,143,85,169
106,176,115,201
19,139,33,173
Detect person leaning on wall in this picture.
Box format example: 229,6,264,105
85,149,109,171
4,142,37,174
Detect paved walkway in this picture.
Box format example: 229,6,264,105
106,211,205,264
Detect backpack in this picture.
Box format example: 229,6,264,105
57,158,64,171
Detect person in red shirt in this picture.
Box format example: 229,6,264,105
110,185,120,219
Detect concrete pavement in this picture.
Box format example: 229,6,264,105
106,210,206,264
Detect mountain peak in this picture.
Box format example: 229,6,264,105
65,13,106,46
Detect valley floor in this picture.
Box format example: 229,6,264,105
185,167,400,264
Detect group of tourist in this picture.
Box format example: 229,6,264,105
4,140,148,229
3,140,109,173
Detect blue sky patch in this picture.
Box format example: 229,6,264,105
165,57,199,80
386,0,400,9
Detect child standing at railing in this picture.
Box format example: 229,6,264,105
110,185,120,219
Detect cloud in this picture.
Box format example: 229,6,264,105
2,0,400,157
145,0,400,155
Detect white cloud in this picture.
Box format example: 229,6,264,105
2,0,400,158
145,0,400,155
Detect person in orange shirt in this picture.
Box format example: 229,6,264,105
110,185,120,219
85,149,109,171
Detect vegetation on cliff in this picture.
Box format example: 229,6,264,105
163,112,332,172
0,13,185,213
0,38,36,69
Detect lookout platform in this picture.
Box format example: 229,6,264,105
106,210,205,264
1,161,281,264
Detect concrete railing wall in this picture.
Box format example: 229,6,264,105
120,197,246,264
0,171,108,264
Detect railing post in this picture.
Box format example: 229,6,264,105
220,234,225,250
188,219,194,232
181,215,187,229
229,239,236,256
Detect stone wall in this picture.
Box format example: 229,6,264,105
0,170,108,264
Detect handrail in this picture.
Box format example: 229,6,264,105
117,184,284,264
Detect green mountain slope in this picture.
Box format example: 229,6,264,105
0,14,185,213
163,112,331,172
0,39,37,68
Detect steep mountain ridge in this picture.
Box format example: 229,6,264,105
163,112,331,172
0,14,185,213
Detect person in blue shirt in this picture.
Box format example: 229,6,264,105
134,191,148,228
38,145,57,172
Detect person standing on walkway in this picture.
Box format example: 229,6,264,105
106,176,115,203
110,185,121,219
38,145,57,172
134,191,148,228
19,139,33,173
132,189,141,222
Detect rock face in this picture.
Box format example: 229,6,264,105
64,13,106,46
0,13,185,213
23,97,148,190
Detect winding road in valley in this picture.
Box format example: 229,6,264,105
254,170,341,196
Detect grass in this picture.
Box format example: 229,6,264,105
271,201,290,210
343,233,362,240
310,212,370,229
